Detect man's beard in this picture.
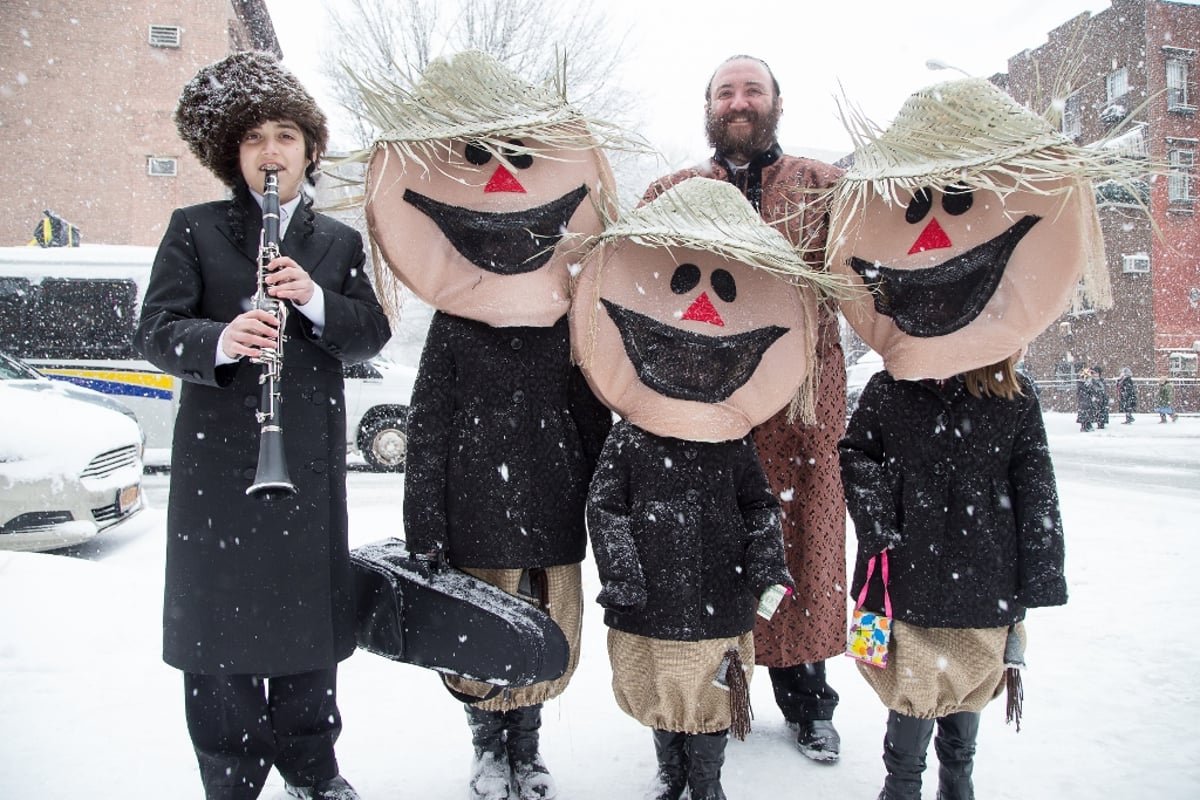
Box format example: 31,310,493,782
705,101,781,162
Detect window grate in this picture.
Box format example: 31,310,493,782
148,25,181,48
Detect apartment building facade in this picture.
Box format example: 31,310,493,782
0,0,280,247
1002,0,1199,411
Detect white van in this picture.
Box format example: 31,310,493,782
0,244,413,471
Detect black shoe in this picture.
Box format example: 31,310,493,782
795,719,840,763
284,775,360,800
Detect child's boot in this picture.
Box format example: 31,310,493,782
504,703,557,799
878,710,935,800
466,705,511,800
646,729,688,800
934,711,980,800
685,730,729,800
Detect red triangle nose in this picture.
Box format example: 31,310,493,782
485,164,526,193
681,292,725,326
908,217,952,254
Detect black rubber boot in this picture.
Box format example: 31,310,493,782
934,711,980,800
685,730,729,800
466,705,511,800
648,729,688,800
878,711,935,800
504,704,557,800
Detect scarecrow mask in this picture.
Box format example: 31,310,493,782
364,51,617,328
829,78,1116,380
572,178,837,442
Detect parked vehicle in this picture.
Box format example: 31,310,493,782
845,348,884,417
0,245,414,471
0,372,145,553
345,356,416,472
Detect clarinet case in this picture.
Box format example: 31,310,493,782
350,538,570,689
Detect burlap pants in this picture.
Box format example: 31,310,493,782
444,562,583,713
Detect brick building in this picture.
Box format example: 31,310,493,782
1002,0,1200,412
0,0,280,247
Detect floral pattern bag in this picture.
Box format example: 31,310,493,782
846,550,892,668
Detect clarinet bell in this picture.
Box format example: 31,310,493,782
247,428,296,499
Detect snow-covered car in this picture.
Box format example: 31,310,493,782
344,356,417,472
0,358,145,552
845,348,884,418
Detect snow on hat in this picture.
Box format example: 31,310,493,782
174,50,328,187
355,50,635,168
591,177,851,295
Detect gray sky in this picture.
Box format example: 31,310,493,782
267,0,1123,163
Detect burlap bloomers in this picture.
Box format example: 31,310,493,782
445,563,583,712
608,629,755,733
858,619,1027,719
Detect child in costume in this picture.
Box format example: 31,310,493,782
828,77,1146,800
572,177,846,800
358,51,621,800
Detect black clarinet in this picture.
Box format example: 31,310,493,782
247,168,297,498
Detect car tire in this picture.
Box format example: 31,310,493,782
359,410,408,472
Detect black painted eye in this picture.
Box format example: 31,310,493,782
941,184,973,216
464,142,492,165
502,139,534,170
905,187,933,224
711,269,737,303
671,263,701,294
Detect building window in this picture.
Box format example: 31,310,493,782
147,157,177,177
1169,352,1198,376
1062,92,1082,139
148,25,182,48
1164,47,1196,113
1054,360,1079,387
1122,254,1150,274
1168,144,1195,204
1106,67,1128,103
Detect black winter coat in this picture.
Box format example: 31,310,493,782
587,421,793,641
136,196,391,675
1118,375,1137,413
403,312,611,568
840,372,1067,628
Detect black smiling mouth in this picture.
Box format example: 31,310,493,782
403,185,588,275
848,215,1041,338
601,298,788,403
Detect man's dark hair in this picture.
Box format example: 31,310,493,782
705,55,781,101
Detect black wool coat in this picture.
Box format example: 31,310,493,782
402,312,612,568
840,372,1067,629
136,196,391,675
587,421,793,642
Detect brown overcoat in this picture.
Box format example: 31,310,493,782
644,152,848,665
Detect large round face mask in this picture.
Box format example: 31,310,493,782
572,241,816,442
366,135,615,328
829,174,1094,380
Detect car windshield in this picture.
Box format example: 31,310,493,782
0,351,43,381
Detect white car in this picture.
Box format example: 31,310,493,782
344,356,417,472
845,348,884,418
0,357,145,552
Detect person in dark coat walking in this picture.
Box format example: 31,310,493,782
136,52,391,800
1091,365,1111,428
359,52,618,800
1117,367,1137,423
1076,366,1099,431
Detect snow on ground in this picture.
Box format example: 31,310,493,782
1,412,1197,799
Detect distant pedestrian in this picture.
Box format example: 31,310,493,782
1156,377,1179,423
1076,367,1097,432
1090,366,1110,429
1117,368,1137,424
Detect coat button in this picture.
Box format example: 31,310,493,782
243,395,258,409
932,462,946,476
311,459,327,474
510,337,523,351
686,489,700,503
685,448,698,460
512,390,525,403
312,390,326,405
242,467,256,480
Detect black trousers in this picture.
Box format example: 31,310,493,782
183,668,343,800
768,661,839,723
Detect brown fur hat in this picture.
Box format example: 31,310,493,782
174,51,328,187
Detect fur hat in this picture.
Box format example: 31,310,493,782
174,51,328,187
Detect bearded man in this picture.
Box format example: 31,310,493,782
642,54,849,764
